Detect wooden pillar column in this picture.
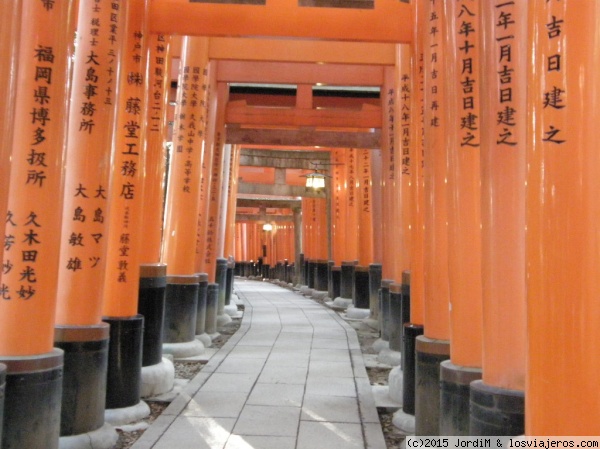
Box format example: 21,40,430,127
160,36,209,358
136,34,172,390
293,207,303,284
0,1,21,270
331,148,347,265
526,0,600,435
469,0,527,436
201,82,228,283
408,0,426,335
0,1,72,447
235,222,244,262
396,38,423,420
216,143,232,260
440,0,484,435
301,198,314,262
381,67,398,281
395,44,413,282
194,61,216,275
139,33,171,266
415,0,451,436
224,145,241,259
101,0,163,418
102,0,151,318
162,36,209,276
315,198,328,261
357,149,374,266
53,1,126,441
370,148,383,266
344,149,359,262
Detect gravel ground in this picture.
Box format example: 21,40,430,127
359,328,406,448
113,288,407,448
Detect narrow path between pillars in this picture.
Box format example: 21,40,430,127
132,279,386,449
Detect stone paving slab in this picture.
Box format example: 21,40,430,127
131,279,386,449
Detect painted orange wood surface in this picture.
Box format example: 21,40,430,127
331,148,347,265
526,0,600,435
0,0,72,354
480,1,527,391
422,0,450,341
103,0,150,317
149,0,412,43
139,34,171,265
409,0,426,327
394,44,413,282
0,1,20,272
161,36,209,275
444,0,483,369
380,67,398,281
56,0,125,326
200,82,228,281
344,149,360,262
357,149,373,266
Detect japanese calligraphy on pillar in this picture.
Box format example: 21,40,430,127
59,0,123,284
2,1,69,303
0,0,72,355
347,149,356,208
140,33,171,264
2,38,60,302
427,0,442,130
333,150,343,225
104,2,120,107
148,35,168,133
195,79,211,260
494,1,520,147
106,0,149,288
174,65,208,195
332,148,346,264
204,130,223,265
418,51,425,169
455,0,480,149
386,87,395,181
400,71,412,174
540,1,566,146
360,150,371,213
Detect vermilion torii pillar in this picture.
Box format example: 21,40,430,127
161,36,210,358
0,1,20,271
102,0,154,423
408,0,426,348
54,0,127,444
415,0,451,436
395,44,413,286
200,82,228,284
381,47,413,286
194,61,217,276
357,149,374,267
201,82,232,326
472,0,527,436
344,148,360,262
139,33,171,266
526,0,600,435
0,1,73,448
224,145,241,260
440,0,484,435
163,37,209,277
331,148,347,266
302,198,316,264
395,39,423,424
137,33,173,398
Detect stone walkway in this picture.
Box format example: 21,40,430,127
132,279,386,449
